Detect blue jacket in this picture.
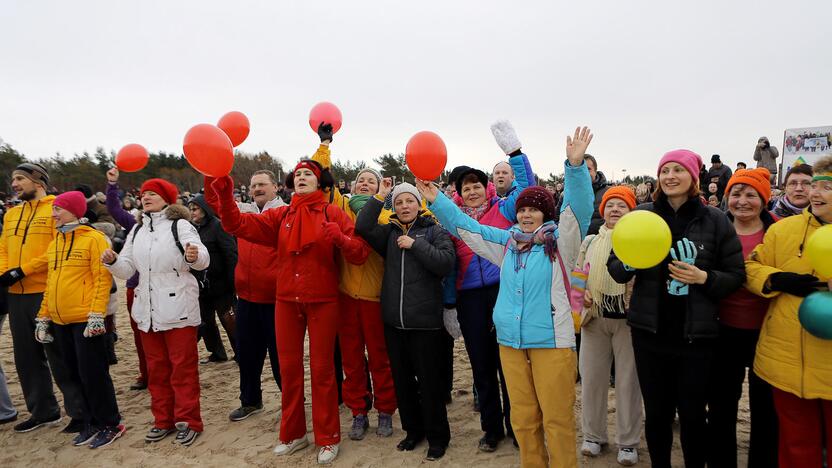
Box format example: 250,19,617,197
430,160,593,349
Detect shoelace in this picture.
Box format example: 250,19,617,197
321,445,336,454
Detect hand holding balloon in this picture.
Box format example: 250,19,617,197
318,122,334,145
106,167,120,184
415,179,440,203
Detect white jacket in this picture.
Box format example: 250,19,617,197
107,205,209,332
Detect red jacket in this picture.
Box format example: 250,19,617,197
214,184,369,303
204,186,280,304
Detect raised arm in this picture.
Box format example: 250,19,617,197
491,120,536,223
211,175,282,247
555,126,596,268
105,168,137,231
310,125,349,212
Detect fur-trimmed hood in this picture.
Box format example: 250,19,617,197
137,204,191,227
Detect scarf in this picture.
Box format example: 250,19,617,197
774,195,805,217
461,201,490,221
285,190,326,254
509,222,557,272
586,225,627,317
348,194,372,214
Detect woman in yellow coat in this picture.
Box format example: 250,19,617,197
34,191,123,449
745,155,832,467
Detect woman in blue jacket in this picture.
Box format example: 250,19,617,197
417,126,594,468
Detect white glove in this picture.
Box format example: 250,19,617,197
83,313,107,338
35,317,54,343
443,308,462,340
490,120,522,155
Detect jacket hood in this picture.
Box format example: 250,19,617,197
137,203,191,226
592,171,609,191
189,194,216,220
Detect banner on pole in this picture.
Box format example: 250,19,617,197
782,126,832,175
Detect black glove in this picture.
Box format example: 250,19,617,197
768,272,820,297
317,122,333,143
0,267,25,287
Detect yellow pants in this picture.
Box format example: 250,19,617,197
499,346,578,468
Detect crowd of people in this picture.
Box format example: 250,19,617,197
0,124,831,468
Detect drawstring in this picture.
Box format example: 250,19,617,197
65,231,76,261
13,201,27,235
798,218,811,257
54,233,61,270
20,200,40,244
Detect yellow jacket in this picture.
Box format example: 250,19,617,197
746,209,832,399
37,225,113,325
0,195,56,294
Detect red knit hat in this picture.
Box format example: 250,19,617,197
600,186,637,216
515,186,556,222
140,178,179,205
725,168,772,203
53,191,87,219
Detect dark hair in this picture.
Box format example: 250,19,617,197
583,154,597,169
284,159,334,191
784,164,813,185
736,162,747,169
460,173,484,187
251,170,277,185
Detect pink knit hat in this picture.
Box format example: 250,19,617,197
657,149,703,183
53,191,87,220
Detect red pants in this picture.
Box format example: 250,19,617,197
338,294,396,416
126,288,148,383
140,326,203,432
276,300,340,446
772,387,832,468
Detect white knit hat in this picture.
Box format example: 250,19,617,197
391,182,421,204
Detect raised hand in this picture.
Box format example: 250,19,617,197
211,175,234,197
491,120,522,155
378,177,394,199
106,167,119,183
415,179,439,203
101,249,118,265
566,126,594,167
185,242,199,263
318,122,334,145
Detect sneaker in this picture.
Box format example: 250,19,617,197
426,444,446,461
129,380,147,391
273,436,309,455
581,440,603,457
617,447,638,466
317,444,339,464
348,414,369,440
90,425,126,449
478,433,503,453
376,413,393,437
62,418,86,433
13,415,61,433
145,426,174,442
173,422,200,446
73,425,100,446
229,404,264,422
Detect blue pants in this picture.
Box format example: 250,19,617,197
235,299,281,407
0,314,18,420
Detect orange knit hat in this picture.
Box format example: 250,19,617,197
600,186,637,216
725,168,771,203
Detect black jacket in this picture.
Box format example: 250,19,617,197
355,197,455,330
587,171,611,235
190,195,238,298
607,196,745,341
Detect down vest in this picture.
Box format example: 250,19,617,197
607,196,746,340
107,204,209,332
355,197,455,330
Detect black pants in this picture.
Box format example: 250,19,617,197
7,293,85,421
457,285,512,438
51,323,120,428
384,325,450,447
235,299,281,406
631,328,713,468
708,325,778,468
198,294,236,360
444,332,454,398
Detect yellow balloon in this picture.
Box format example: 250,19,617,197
806,224,832,278
612,211,672,269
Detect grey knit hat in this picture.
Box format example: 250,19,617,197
391,182,421,204
353,168,382,192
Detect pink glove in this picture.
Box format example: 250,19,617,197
322,222,346,247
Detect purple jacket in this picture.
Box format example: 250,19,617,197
106,182,140,289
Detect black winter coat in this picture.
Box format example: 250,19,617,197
355,197,455,330
607,196,745,340
190,195,238,298
587,171,611,235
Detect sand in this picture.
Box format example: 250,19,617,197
0,287,750,467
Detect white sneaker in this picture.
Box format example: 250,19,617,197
617,447,638,466
273,436,309,455
581,440,602,456
317,444,339,464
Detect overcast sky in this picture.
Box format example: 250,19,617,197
1,0,830,180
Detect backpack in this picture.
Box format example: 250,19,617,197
131,219,208,288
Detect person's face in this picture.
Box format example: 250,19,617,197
249,174,278,206
646,181,654,192
443,185,456,198
727,185,763,223
659,163,693,198
492,162,514,192
737,164,746,170
603,199,631,228
189,203,205,224
545,185,555,194
586,159,598,181
123,198,133,210
708,196,719,207
11,174,38,201
394,193,420,224
517,206,544,233
708,182,718,194
809,178,832,222
353,173,379,195
294,168,319,195
338,180,346,189
556,183,564,192
51,205,77,227
785,173,812,207
461,181,487,208
712,161,722,168
140,190,166,213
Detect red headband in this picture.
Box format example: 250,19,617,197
293,160,321,180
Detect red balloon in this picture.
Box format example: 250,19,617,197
217,111,250,147
115,144,149,172
406,131,447,181
182,124,235,177
308,102,343,134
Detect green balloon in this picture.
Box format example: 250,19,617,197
799,292,832,340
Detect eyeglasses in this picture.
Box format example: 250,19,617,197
786,181,812,188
